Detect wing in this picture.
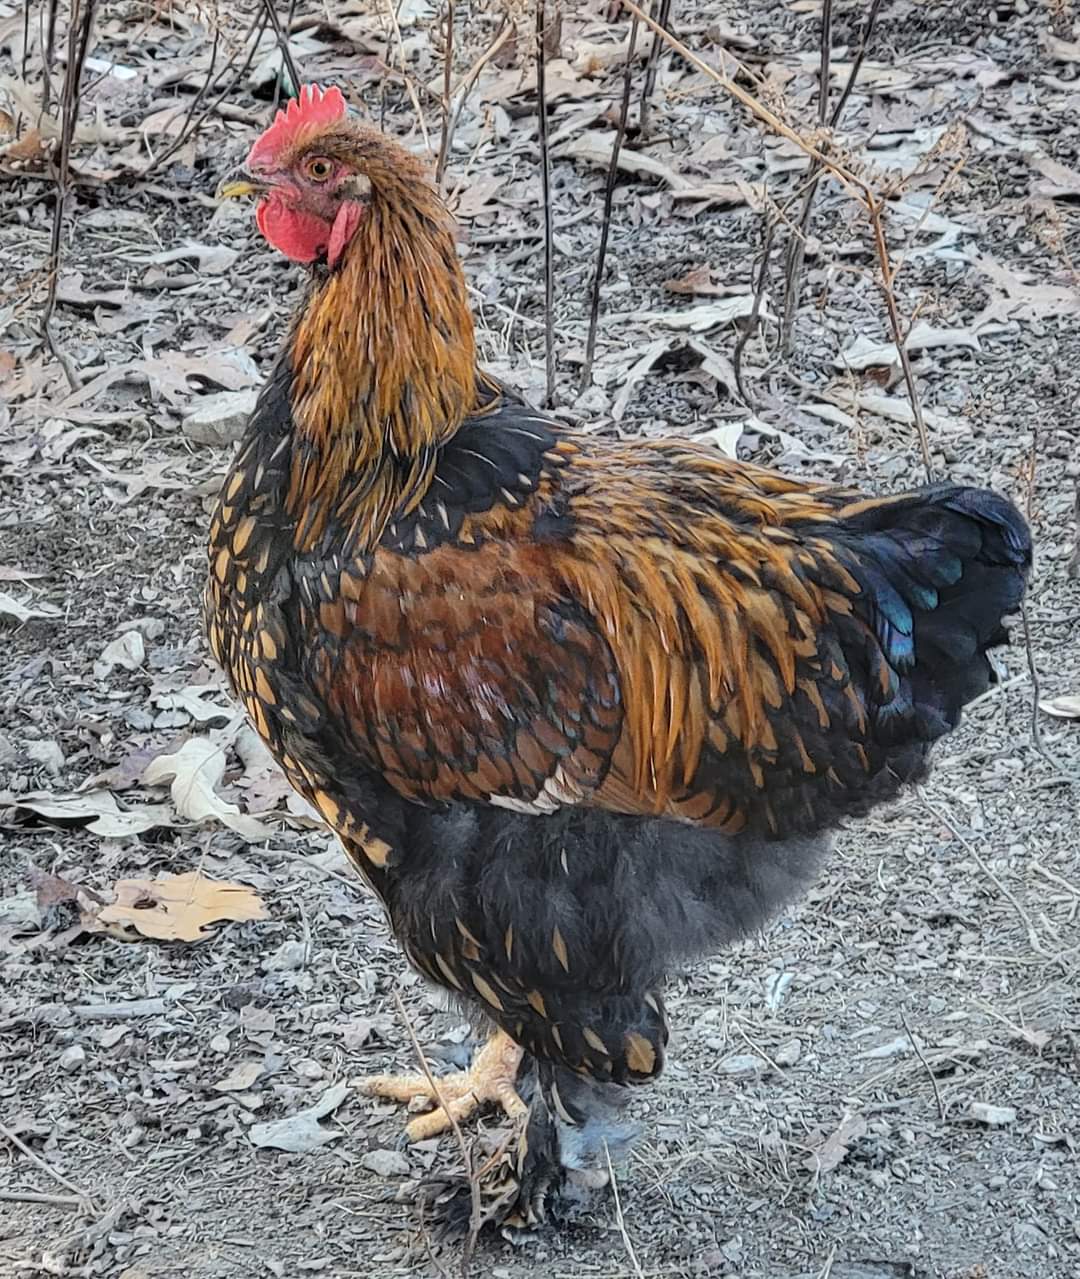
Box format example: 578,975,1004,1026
307,404,1030,838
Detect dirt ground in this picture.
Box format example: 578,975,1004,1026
2,1,1079,1277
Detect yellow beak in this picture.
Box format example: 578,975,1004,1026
216,174,267,202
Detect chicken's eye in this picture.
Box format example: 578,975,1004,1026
306,157,334,182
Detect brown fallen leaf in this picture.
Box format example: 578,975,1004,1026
664,265,731,297
92,871,267,943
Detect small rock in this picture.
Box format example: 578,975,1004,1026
969,1101,1016,1126
361,1148,411,1178
774,1038,801,1067
718,1053,765,1075
182,390,258,447
263,939,306,972
59,1044,86,1072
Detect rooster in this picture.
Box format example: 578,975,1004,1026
210,85,1031,1231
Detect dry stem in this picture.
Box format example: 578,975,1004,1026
619,0,932,477
536,0,556,406
391,991,481,1275
580,12,640,393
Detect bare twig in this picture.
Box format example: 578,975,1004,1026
140,10,266,178
380,0,432,154
873,222,933,480
536,0,556,406
580,13,640,393
1068,476,1080,579
604,1141,646,1279
390,991,480,1275
260,0,300,98
780,0,884,355
437,20,514,185
899,1010,947,1122
0,1190,85,1209
1021,600,1080,787
620,0,930,471
42,0,98,392
0,1122,94,1211
435,0,455,187
733,198,777,408
41,0,60,116
639,0,672,137
919,790,1062,963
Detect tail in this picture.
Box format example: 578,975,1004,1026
832,484,1032,743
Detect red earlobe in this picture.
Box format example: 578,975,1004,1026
327,202,363,269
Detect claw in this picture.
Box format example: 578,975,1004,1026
354,1028,526,1142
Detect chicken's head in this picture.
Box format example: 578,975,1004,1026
218,84,428,268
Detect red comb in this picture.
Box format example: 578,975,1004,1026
247,84,347,169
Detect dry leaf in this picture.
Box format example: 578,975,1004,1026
0,591,62,623
802,1113,868,1174
1029,152,1080,200
693,422,744,459
249,1081,349,1153
971,254,1080,323
664,265,732,296
143,737,273,841
562,131,746,207
94,871,267,942
9,790,173,838
629,297,769,331
94,631,146,681
450,174,506,220
213,1060,264,1091
611,337,672,422
836,322,981,371
1039,695,1080,720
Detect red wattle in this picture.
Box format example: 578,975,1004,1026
255,198,331,264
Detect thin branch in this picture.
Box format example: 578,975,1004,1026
733,198,777,408
41,0,60,117
435,0,455,187
380,0,432,154
390,991,480,1275
437,19,514,186
536,0,556,407
780,0,884,355
580,13,640,394
616,0,930,475
42,0,97,393
604,1141,646,1279
1021,600,1080,787
0,1122,94,1212
139,11,266,178
872,219,933,479
260,0,300,98
899,1010,947,1122
0,1191,85,1209
639,0,672,137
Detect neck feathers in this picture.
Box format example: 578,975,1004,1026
286,182,477,549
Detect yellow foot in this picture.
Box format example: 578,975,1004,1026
354,1029,527,1142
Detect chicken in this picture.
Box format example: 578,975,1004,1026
210,85,1031,1231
